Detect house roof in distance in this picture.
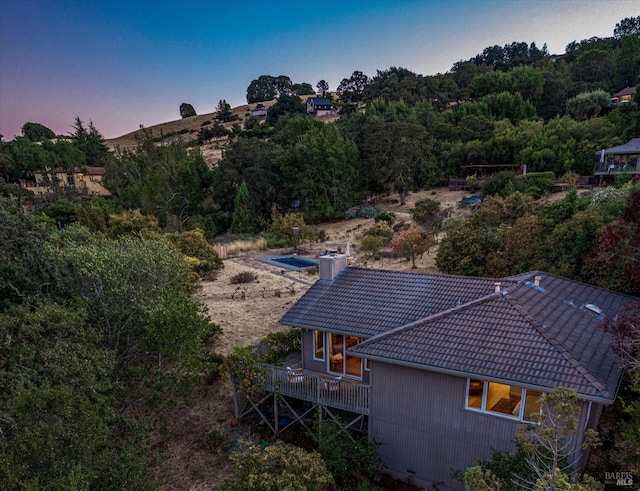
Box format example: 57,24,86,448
306,97,332,105
600,138,640,156
612,86,636,98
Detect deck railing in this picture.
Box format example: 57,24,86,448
258,364,370,415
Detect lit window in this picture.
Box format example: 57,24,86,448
313,330,325,361
466,378,542,422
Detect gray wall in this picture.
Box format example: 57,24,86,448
369,363,532,490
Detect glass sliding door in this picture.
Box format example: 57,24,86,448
328,333,362,378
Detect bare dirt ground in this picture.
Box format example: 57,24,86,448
150,188,473,490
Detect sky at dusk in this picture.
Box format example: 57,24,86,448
1,0,638,140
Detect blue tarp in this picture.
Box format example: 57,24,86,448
459,195,482,205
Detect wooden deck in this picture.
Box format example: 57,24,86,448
259,364,370,415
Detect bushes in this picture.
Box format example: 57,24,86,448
220,439,334,491
230,271,258,284
315,419,382,490
516,171,555,197
481,171,524,198
345,206,382,219
482,171,556,199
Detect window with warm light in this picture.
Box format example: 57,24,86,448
465,379,542,422
313,330,325,361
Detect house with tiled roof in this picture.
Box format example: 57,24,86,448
233,255,635,490
305,97,334,116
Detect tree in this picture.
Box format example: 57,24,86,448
291,82,315,96
362,121,433,205
315,419,383,489
230,181,259,233
106,133,214,227
219,439,334,491
614,16,640,39
21,122,55,141
316,79,329,97
412,198,441,230
265,94,306,125
517,388,601,491
565,91,611,120
179,102,196,118
337,70,369,104
390,224,434,268
582,188,640,296
365,66,430,105
246,75,277,103
0,196,69,309
602,300,640,375
215,99,237,123
436,222,504,276
278,117,362,222
70,117,111,166
0,303,152,490
61,227,218,372
464,466,503,491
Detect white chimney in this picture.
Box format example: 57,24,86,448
534,276,541,287
318,254,348,281
494,282,501,293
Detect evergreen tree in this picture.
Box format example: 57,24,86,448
230,181,259,233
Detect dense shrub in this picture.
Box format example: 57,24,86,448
315,419,382,490
230,271,258,284
516,171,556,197
374,211,395,224
220,439,334,491
481,171,524,198
411,198,441,230
345,206,382,219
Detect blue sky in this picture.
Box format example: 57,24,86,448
1,0,638,140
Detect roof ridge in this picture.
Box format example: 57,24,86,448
503,292,609,397
357,291,502,348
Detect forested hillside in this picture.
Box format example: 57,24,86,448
1,16,639,490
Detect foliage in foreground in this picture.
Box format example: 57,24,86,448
219,439,334,491
463,388,602,491
0,303,152,490
315,419,383,490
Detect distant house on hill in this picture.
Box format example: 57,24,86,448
594,138,640,182
21,167,110,196
305,97,334,116
611,86,636,107
251,107,267,117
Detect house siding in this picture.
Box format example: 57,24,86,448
369,363,601,489
302,329,326,372
370,363,522,490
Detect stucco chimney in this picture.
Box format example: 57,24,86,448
318,253,348,281
534,276,541,287
494,282,501,293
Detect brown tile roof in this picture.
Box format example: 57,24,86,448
280,267,516,337
350,272,633,402
280,266,635,402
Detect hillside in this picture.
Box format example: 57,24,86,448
105,102,265,150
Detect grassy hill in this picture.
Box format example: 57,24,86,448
105,101,275,150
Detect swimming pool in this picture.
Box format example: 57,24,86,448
258,254,319,271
